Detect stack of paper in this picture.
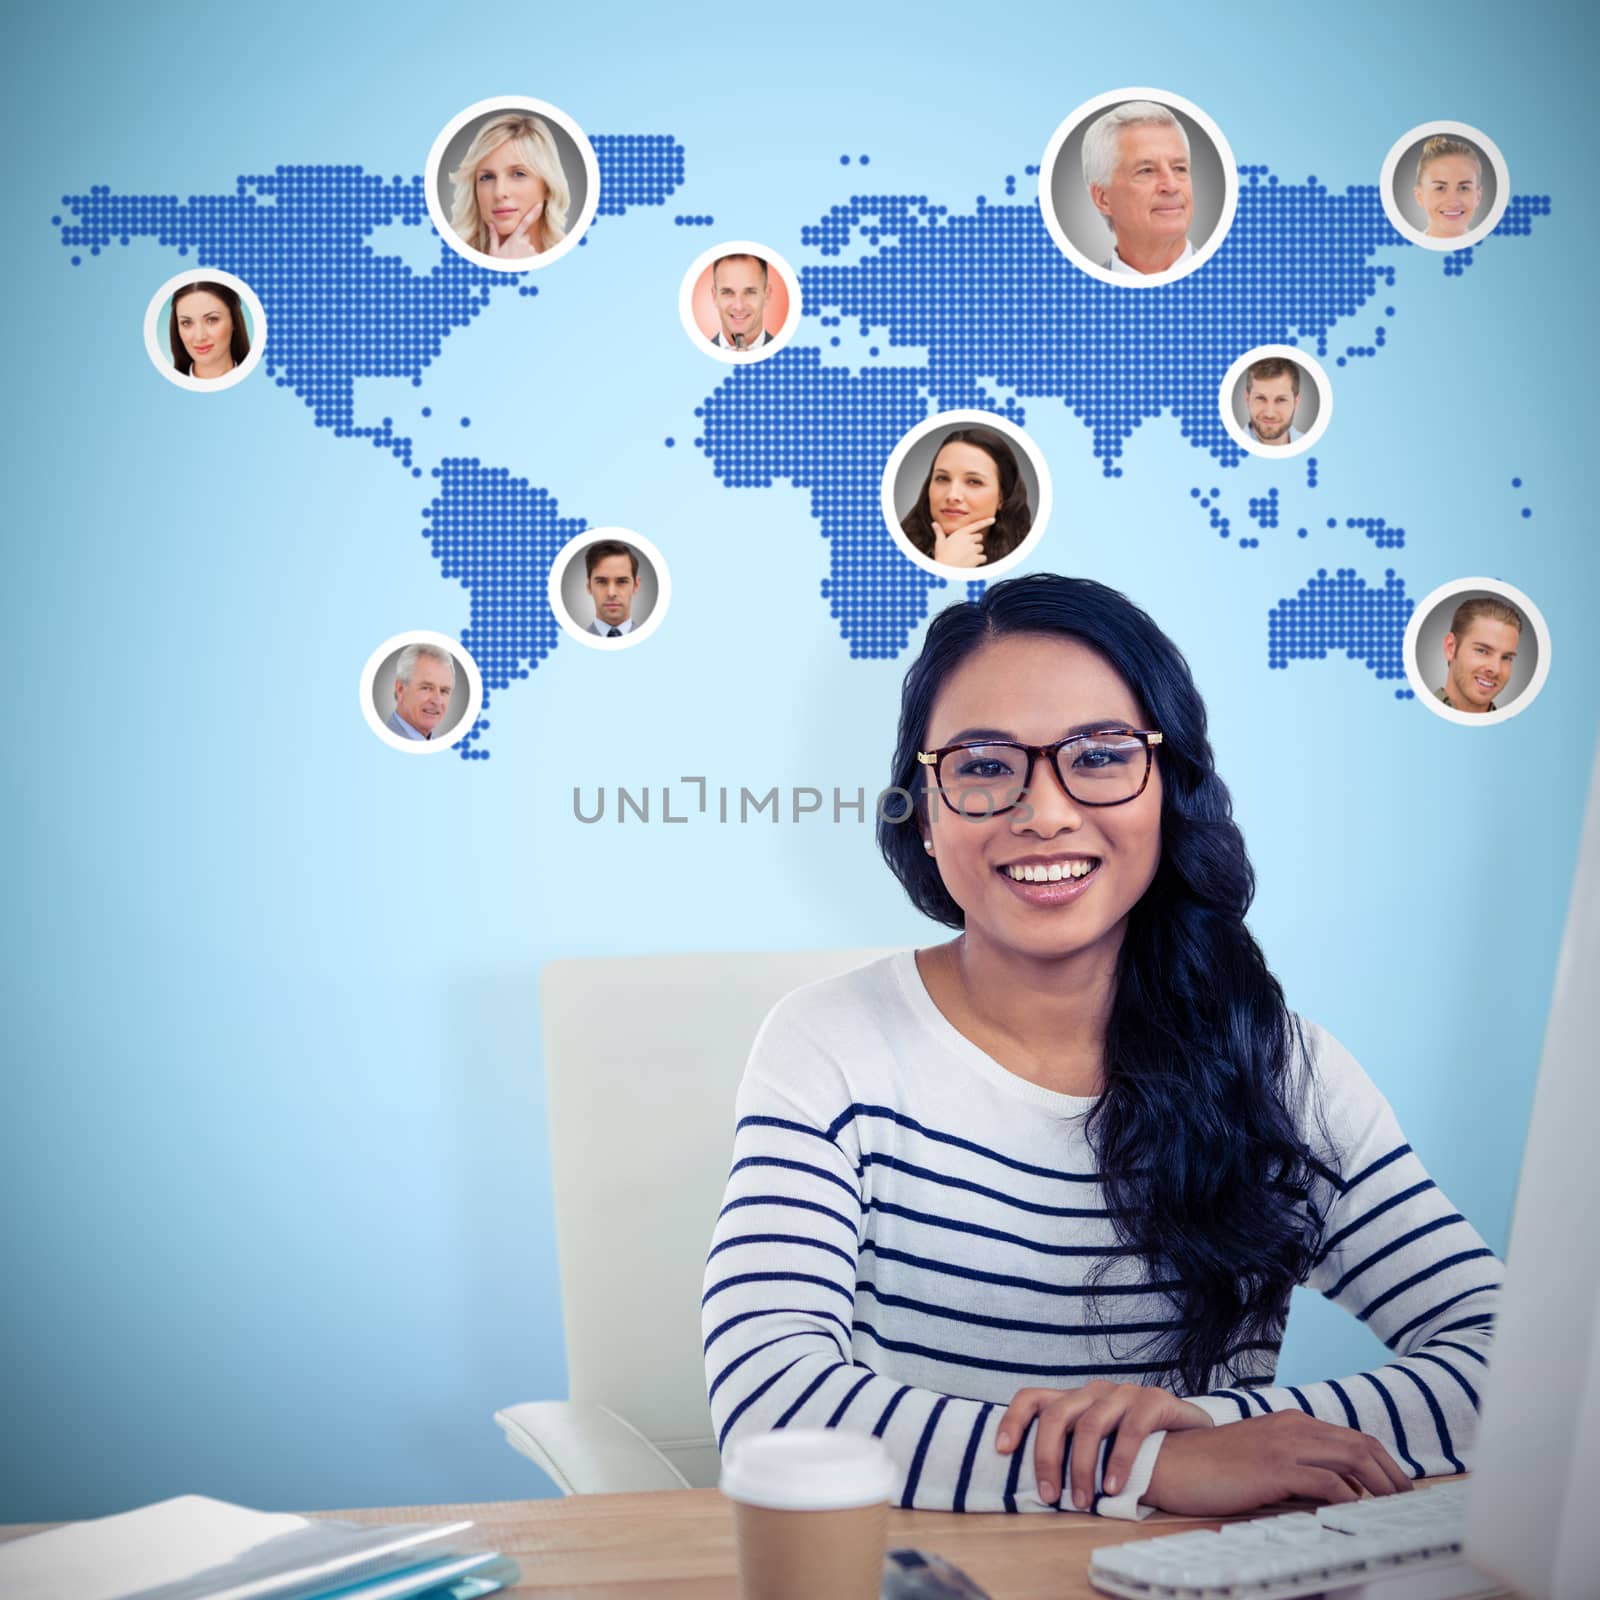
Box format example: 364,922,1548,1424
0,1495,520,1600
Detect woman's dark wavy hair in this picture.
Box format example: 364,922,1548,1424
168,281,251,374
876,572,1320,1394
900,426,1032,565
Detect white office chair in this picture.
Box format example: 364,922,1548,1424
495,947,897,1493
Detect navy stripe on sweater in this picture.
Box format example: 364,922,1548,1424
826,1103,1101,1182
1394,1363,1465,1475
855,1280,1182,1340
728,1154,859,1203
704,1304,852,1354
1357,1371,1423,1478
1330,1213,1466,1296
866,1199,1121,1255
861,1151,1114,1218
708,1232,855,1269
1317,1179,1436,1261
1341,1144,1413,1196
902,1395,952,1508
718,1192,858,1237
1359,1254,1497,1326
861,1239,1180,1297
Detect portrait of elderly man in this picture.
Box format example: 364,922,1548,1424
1083,99,1196,277
386,642,456,741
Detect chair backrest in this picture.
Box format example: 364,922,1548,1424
539,948,898,1488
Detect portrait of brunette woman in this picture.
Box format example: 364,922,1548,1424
448,112,571,261
901,425,1033,570
704,573,1500,1518
168,280,250,379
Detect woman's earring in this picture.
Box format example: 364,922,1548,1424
923,840,935,854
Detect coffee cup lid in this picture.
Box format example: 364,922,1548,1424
720,1429,896,1511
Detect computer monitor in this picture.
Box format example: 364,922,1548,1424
1464,736,1600,1600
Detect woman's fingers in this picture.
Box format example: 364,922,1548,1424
1303,1438,1412,1499
1368,1438,1414,1494
995,1391,1043,1453
1031,1395,1086,1506
934,529,987,568
998,1383,1214,1507
1100,1396,1165,1498
1286,1466,1361,1505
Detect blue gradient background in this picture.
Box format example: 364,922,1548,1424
3,0,1597,1521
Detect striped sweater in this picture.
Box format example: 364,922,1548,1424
702,950,1502,1516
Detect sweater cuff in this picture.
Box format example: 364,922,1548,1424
1182,1393,1254,1426
1095,1430,1166,1521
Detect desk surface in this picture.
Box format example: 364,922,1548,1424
2,1481,1504,1600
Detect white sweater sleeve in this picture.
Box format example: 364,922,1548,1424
1185,1025,1502,1477
702,1000,1159,1518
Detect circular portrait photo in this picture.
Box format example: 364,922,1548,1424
1404,579,1549,726
1218,345,1333,460
143,270,267,392
882,411,1052,580
678,241,801,364
1380,122,1508,252
425,96,600,271
360,632,484,753
549,528,672,651
1039,87,1237,287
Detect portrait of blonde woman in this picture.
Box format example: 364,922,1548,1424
447,112,571,261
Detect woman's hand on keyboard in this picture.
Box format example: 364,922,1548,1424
995,1381,1215,1510
1144,1411,1414,1516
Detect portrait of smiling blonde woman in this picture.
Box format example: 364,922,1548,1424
704,573,1501,1518
447,112,570,260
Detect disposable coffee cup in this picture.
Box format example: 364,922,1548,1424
720,1429,896,1600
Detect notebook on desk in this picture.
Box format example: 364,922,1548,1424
0,1494,518,1600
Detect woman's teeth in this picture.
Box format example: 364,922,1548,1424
1003,860,1097,882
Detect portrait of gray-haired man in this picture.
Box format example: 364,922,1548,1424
1082,100,1195,277
386,643,455,740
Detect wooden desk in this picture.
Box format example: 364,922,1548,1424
299,1490,1219,1599
2,1482,1503,1600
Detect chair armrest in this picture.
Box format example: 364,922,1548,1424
493,1401,693,1494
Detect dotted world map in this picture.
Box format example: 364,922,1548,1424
56,139,1550,756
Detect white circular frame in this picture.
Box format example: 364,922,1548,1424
1218,345,1334,461
425,95,601,273
549,528,673,652
143,269,267,393
1380,121,1509,253
678,240,803,365
1403,577,1550,727
359,630,485,754
880,410,1054,580
1037,86,1238,289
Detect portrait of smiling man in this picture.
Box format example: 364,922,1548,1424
708,253,773,352
1083,100,1195,277
1436,597,1522,714
1243,358,1303,446
386,643,455,741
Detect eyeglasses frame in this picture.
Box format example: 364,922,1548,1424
915,728,1164,817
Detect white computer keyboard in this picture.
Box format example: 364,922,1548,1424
1089,1481,1504,1600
